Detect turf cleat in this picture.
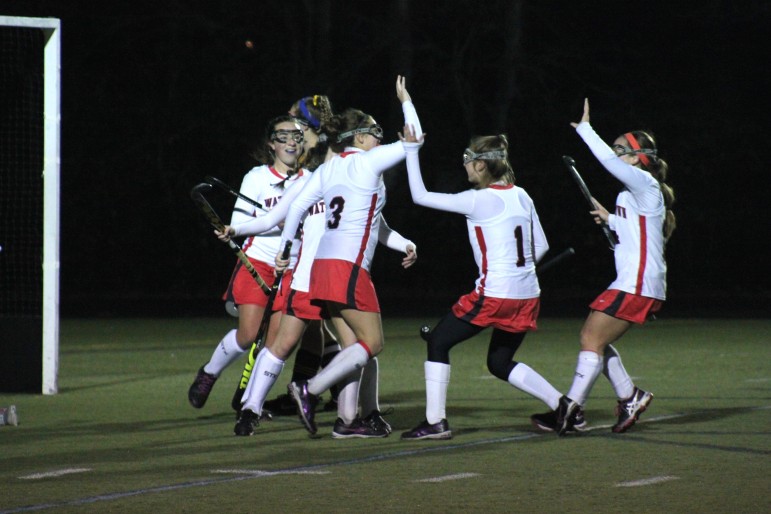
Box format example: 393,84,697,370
332,417,389,439
188,366,218,409
362,409,392,435
612,387,653,433
288,381,318,435
263,392,299,416
531,407,587,433
233,409,260,436
400,419,452,440
555,395,581,436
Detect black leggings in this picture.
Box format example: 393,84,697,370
425,311,527,381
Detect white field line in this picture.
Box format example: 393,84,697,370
211,469,329,476
745,378,770,383
0,410,733,514
416,472,480,483
616,475,680,487
18,468,92,480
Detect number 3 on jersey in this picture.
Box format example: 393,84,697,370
327,196,345,229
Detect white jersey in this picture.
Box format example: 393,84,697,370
230,165,306,266
291,196,326,292
281,100,422,272
404,146,548,299
464,185,546,299
576,122,667,300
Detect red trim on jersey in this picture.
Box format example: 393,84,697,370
488,184,513,190
355,194,378,267
474,226,488,294
339,151,358,158
635,215,647,294
268,167,304,180
357,341,373,358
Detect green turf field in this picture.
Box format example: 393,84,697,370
1,317,769,513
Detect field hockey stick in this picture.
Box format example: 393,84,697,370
562,155,617,249
230,238,294,412
190,183,271,295
204,175,266,212
418,247,576,341
537,247,575,274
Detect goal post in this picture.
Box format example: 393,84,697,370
0,16,61,394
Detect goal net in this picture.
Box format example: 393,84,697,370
0,16,60,394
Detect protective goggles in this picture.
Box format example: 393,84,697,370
338,124,384,142
462,148,507,165
271,129,304,144
611,144,657,159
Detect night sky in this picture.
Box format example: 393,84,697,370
2,1,768,318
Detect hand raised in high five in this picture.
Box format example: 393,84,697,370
570,98,591,128
396,75,411,104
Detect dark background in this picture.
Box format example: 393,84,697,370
2,0,769,319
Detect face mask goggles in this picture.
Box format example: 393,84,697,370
462,148,507,165
337,124,384,143
271,129,304,144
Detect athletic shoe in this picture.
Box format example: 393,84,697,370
362,409,392,435
555,395,581,436
400,419,452,440
263,392,299,416
612,387,653,433
531,407,587,433
234,409,260,436
188,366,217,409
288,381,318,435
332,417,389,439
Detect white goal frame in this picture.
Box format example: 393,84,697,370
0,16,61,394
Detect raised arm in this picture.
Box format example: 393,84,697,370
571,99,657,200
401,125,477,215
356,76,425,178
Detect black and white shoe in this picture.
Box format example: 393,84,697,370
234,409,260,436
531,407,587,433
555,395,581,436
612,387,653,433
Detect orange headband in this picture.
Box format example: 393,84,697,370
623,132,651,168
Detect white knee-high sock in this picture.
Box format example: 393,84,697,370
507,363,562,410
203,329,245,376
336,370,362,425
603,345,635,400
242,349,284,414
358,357,380,416
425,361,451,424
307,342,369,396
566,351,604,406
